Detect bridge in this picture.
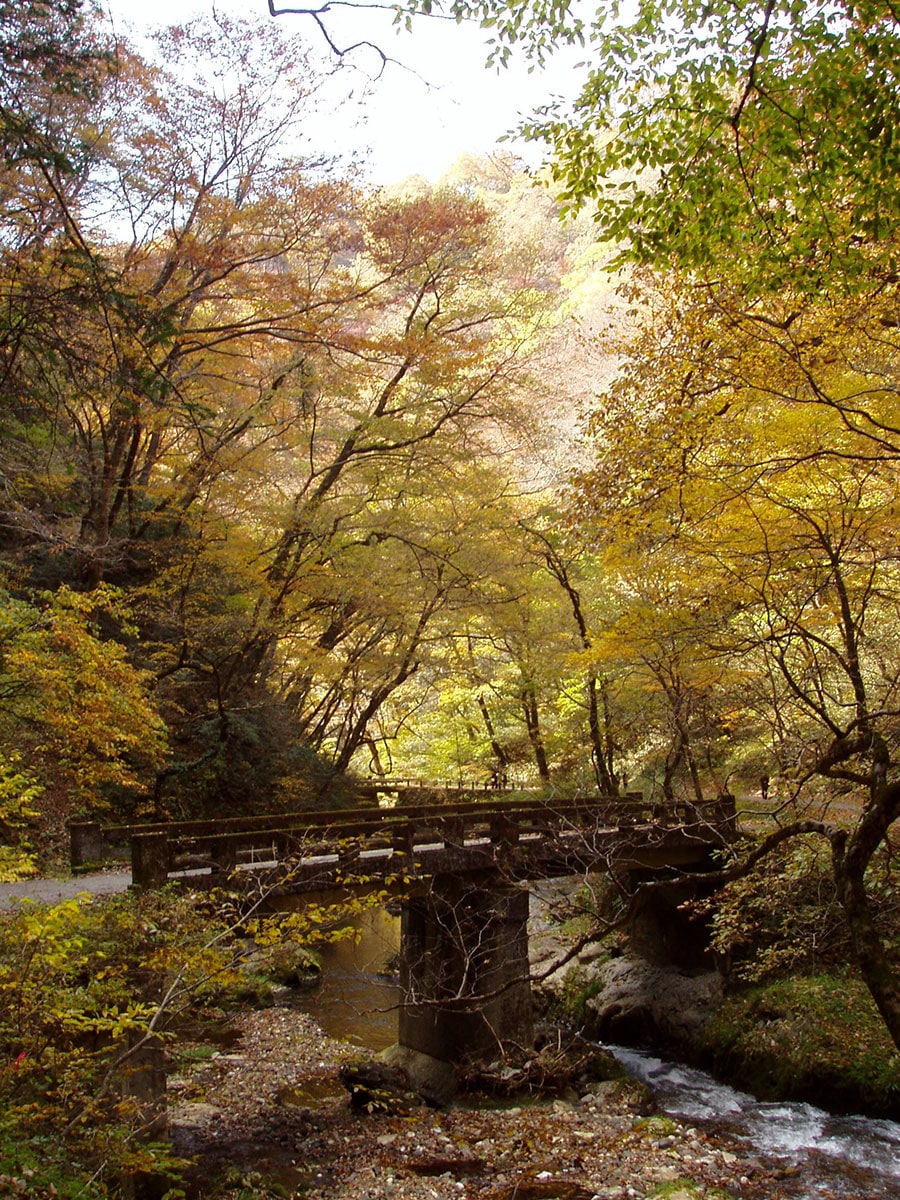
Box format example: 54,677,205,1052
69,789,737,1078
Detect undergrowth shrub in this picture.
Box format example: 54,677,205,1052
0,880,384,1197
0,754,41,882
0,886,277,1196
701,836,866,981
0,888,238,1196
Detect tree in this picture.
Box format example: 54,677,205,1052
381,508,624,790
130,174,556,803
1,13,357,586
586,562,745,805
395,0,900,295
0,9,374,817
0,0,110,236
323,0,900,1052
0,584,167,825
0,4,563,815
571,268,900,1048
522,520,622,793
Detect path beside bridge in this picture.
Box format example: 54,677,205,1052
0,869,131,909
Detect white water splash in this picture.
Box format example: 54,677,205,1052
609,1044,900,1194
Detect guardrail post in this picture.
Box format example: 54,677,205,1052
391,820,414,860
712,793,739,841
69,821,105,868
337,837,360,875
211,839,238,874
616,803,639,828
443,815,465,849
489,812,517,846
131,831,169,891
649,802,669,826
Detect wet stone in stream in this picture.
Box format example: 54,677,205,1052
277,1078,345,1108
406,1156,486,1178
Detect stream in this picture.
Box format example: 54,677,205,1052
610,1045,900,1199
294,905,401,1052
288,907,900,1198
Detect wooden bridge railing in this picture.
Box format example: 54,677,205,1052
70,793,738,891
69,790,653,869
69,788,527,866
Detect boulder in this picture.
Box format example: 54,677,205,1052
378,1042,457,1108
582,957,723,1050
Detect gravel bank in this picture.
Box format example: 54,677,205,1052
167,1006,810,1200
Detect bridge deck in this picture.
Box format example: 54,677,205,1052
71,794,737,892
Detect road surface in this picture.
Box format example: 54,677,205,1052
0,870,131,909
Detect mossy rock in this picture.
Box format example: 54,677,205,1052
219,971,276,1007
585,1076,655,1114
245,943,322,987
635,1115,678,1137
700,974,900,1117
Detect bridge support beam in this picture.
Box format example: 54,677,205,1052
398,876,533,1064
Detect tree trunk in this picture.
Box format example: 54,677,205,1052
662,737,683,803
520,685,550,782
532,533,618,793
477,693,510,786
833,781,900,1052
587,673,617,793
365,737,388,778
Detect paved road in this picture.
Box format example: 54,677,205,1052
0,869,132,909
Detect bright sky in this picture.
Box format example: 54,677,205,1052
102,0,583,183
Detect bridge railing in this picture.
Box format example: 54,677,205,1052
70,792,739,890
68,783,542,868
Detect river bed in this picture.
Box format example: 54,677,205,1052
290,907,900,1199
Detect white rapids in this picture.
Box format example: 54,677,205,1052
610,1044,900,1196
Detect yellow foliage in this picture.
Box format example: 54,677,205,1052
572,268,900,794
0,584,167,813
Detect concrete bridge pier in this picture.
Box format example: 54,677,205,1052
397,875,533,1065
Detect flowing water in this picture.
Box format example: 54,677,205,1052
288,909,900,1197
291,905,401,1052
610,1045,900,1199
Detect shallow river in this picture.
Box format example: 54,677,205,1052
610,1045,900,1199
290,908,900,1198
294,906,401,1052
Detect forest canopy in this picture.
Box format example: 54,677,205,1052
3,0,900,846
0,2,610,852
0,0,899,1057
390,0,900,1048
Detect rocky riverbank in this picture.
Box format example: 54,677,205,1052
166,1006,815,1200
